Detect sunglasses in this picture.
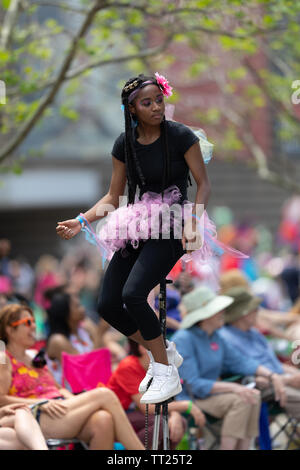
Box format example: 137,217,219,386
10,317,35,328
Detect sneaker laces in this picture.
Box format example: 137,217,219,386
150,371,170,390
149,374,168,391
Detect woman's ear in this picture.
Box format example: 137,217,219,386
5,324,13,342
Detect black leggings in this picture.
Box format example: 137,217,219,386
97,234,186,341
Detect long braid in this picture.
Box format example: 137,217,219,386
121,76,149,205
123,95,140,204
160,117,171,200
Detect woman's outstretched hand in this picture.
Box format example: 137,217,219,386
56,219,81,240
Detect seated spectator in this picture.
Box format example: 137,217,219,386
0,404,47,450
9,258,35,300
220,287,300,418
46,291,126,383
173,272,194,297
0,239,12,279
34,255,65,310
0,303,144,450
220,269,299,341
274,296,300,342
219,269,250,292
172,286,263,450
0,293,7,310
107,339,205,449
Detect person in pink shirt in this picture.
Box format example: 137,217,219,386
0,303,144,450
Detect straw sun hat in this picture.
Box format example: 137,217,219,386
180,286,234,329
221,286,262,324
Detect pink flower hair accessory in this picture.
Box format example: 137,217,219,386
154,72,173,98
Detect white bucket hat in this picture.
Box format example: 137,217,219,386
180,285,234,329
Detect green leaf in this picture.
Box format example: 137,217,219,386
262,15,275,26
174,34,186,43
253,96,266,107
127,10,143,26
1,0,10,9
188,62,207,78
228,67,247,80
223,127,243,152
0,50,10,65
44,18,63,34
64,79,81,96
205,108,221,125
59,105,79,121
23,66,32,75
19,82,39,94
28,5,37,14
12,162,23,175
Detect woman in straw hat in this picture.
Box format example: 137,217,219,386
172,285,263,450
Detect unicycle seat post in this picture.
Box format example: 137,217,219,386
148,278,173,451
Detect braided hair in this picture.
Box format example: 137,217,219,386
121,73,192,205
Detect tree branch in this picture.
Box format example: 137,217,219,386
7,35,173,98
32,1,88,14
221,106,300,192
33,1,211,17
212,67,300,193
104,2,212,17
0,0,21,49
183,22,288,39
0,0,107,164
243,57,300,126
260,40,294,77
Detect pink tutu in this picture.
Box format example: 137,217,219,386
85,185,248,270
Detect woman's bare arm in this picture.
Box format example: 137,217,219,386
56,157,127,238
47,334,79,362
182,142,211,252
184,141,211,211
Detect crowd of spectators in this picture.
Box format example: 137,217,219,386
0,231,300,450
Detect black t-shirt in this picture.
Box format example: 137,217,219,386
111,120,199,202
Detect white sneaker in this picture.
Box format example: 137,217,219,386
140,362,182,404
138,341,183,393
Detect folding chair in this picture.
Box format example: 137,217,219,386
61,348,112,393
47,348,112,450
47,438,89,450
266,400,300,450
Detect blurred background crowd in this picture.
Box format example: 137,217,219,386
0,192,300,450
1,193,299,346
